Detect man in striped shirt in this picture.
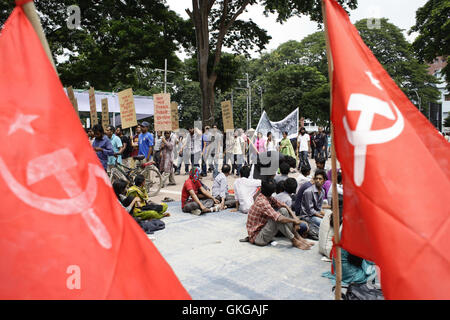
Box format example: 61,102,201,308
246,179,313,250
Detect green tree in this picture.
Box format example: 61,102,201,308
409,0,450,89
0,1,193,92
444,113,450,128
262,64,328,122
184,0,358,126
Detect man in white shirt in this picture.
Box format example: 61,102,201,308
296,165,312,193
296,127,310,170
212,164,237,209
231,165,261,214
186,126,202,171
232,129,245,176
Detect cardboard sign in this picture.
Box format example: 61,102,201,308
89,87,98,126
67,86,79,116
101,98,109,131
221,100,234,131
153,93,172,132
118,88,138,129
170,102,179,131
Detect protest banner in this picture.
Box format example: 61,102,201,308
153,93,172,132
170,102,179,131
88,87,98,126
221,100,234,131
101,98,109,131
66,86,79,116
118,88,138,130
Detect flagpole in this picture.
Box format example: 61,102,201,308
20,1,57,71
322,0,343,301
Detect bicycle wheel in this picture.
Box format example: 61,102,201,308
141,166,162,197
109,167,128,185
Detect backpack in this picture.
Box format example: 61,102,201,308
343,282,384,300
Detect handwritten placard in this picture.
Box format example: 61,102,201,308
89,87,98,126
153,93,172,132
221,100,234,131
118,88,138,129
101,98,109,131
170,101,179,131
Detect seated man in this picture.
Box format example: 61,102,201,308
126,174,170,220
274,178,297,209
300,169,327,227
211,164,237,209
181,167,220,215
231,165,261,214
274,161,290,184
296,165,311,193
246,179,313,250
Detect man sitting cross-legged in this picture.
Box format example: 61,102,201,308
246,179,314,250
230,165,261,214
181,167,221,215
126,174,170,220
211,164,237,210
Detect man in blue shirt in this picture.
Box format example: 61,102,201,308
138,121,154,162
91,124,114,171
106,125,123,170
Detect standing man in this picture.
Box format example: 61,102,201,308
138,121,154,162
186,126,203,171
160,131,176,186
116,126,133,168
130,124,141,168
91,124,114,172
201,126,211,177
313,127,327,160
296,127,310,170
232,129,245,176
106,125,123,172
153,131,163,169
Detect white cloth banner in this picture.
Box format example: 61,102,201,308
65,89,154,116
255,109,299,142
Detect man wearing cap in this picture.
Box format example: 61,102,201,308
138,121,154,162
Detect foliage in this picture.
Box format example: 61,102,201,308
356,18,441,115
0,0,194,92
410,0,450,89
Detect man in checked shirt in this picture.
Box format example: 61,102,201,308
247,179,313,250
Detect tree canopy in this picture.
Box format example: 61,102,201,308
410,0,449,88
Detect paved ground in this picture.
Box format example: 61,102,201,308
148,158,337,300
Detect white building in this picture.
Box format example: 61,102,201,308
428,57,449,133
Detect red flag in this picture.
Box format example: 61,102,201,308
0,4,190,299
323,0,450,299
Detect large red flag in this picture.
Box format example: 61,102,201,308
323,0,450,299
0,4,190,299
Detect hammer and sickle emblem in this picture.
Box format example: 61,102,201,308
0,148,112,249
343,93,404,187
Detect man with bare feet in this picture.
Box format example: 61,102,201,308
247,179,313,250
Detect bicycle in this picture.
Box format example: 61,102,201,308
108,155,163,197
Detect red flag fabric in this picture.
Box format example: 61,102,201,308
0,5,190,299
323,0,450,299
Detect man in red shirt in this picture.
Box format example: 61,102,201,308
247,179,313,250
182,167,220,215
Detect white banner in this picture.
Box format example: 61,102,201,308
255,108,299,142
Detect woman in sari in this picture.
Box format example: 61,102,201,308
160,131,176,186
279,131,296,159
127,174,170,220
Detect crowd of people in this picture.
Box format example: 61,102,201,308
85,121,379,286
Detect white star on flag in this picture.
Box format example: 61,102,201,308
8,113,39,136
